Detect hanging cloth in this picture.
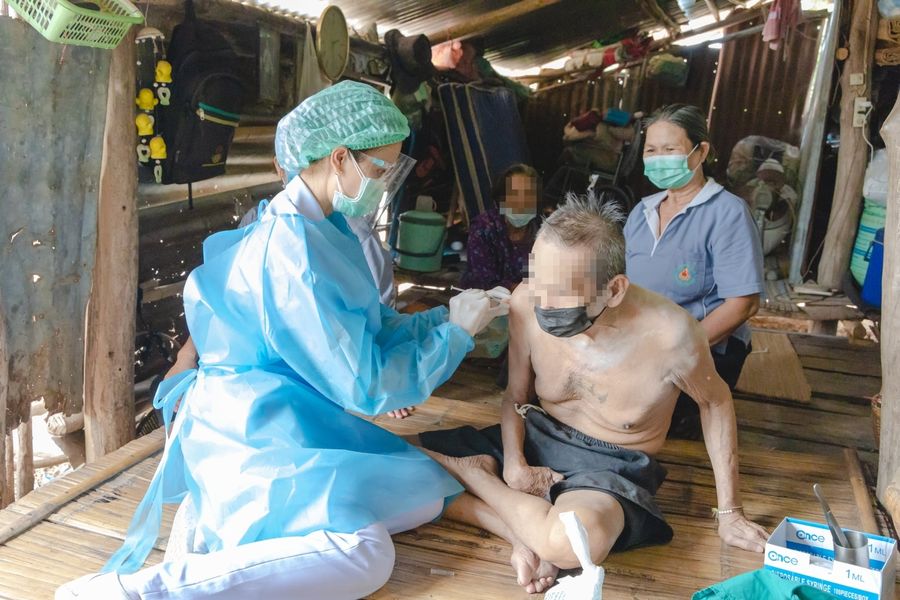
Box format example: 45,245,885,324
298,21,330,101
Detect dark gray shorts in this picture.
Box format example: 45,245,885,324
419,406,674,551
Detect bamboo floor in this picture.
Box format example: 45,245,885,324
0,331,896,599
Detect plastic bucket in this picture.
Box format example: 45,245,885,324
861,228,885,308
395,210,446,272
851,200,887,285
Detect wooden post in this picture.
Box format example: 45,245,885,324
13,420,32,499
877,93,900,518
817,0,878,288
0,290,7,507
428,0,565,43
83,32,138,462
3,435,12,506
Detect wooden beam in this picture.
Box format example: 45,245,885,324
816,0,878,288
83,31,138,463
843,448,878,534
0,289,7,507
3,434,12,507
427,0,565,43
876,92,900,506
14,420,32,500
636,0,679,35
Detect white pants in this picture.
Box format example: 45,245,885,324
116,499,444,599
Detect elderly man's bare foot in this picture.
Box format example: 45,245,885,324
422,449,499,483
386,407,414,419
511,543,559,594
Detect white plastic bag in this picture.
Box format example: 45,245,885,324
878,0,900,18
863,149,889,205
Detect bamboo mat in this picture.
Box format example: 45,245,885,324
736,331,812,404
0,380,893,598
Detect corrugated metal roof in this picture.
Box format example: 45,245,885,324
239,0,734,69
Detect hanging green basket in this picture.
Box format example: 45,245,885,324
7,0,143,49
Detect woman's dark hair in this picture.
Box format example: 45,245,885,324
491,163,542,206
646,104,717,174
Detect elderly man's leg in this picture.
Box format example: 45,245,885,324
429,452,624,569
444,492,559,593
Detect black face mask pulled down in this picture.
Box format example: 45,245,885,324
534,305,596,338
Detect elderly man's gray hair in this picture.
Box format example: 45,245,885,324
538,192,626,285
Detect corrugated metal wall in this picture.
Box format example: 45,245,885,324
708,20,823,176
0,19,110,427
524,19,823,187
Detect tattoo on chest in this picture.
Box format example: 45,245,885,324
564,374,608,404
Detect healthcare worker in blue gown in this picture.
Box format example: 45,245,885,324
56,81,507,600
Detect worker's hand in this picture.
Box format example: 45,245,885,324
386,407,415,419
164,341,199,380
504,463,564,498
162,341,199,413
717,512,769,553
449,289,510,337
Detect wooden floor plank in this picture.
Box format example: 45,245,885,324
0,331,889,600
803,368,882,400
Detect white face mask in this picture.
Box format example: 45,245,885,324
500,207,535,228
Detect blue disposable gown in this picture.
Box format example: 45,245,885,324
106,177,472,573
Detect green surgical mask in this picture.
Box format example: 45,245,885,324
643,144,700,190
333,153,385,217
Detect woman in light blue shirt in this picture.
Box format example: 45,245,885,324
624,104,764,439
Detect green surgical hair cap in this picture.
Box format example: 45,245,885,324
275,81,410,173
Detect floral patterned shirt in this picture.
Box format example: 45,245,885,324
460,209,539,290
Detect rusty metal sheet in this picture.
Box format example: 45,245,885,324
0,19,111,428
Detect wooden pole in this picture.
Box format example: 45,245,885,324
428,0,565,43
13,420,33,500
83,31,138,462
3,435,12,507
816,0,878,288
0,290,7,507
876,93,900,511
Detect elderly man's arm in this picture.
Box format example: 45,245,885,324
670,323,768,552
500,288,563,497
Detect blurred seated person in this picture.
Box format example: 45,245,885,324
461,164,542,291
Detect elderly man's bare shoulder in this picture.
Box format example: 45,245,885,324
624,285,705,350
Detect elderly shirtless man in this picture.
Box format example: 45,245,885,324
416,194,768,594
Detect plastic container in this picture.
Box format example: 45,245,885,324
878,0,900,18
395,210,446,272
861,228,885,308
851,200,887,285
6,0,143,49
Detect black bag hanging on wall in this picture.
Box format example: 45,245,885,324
159,0,245,186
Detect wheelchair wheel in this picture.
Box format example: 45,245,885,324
591,184,632,216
